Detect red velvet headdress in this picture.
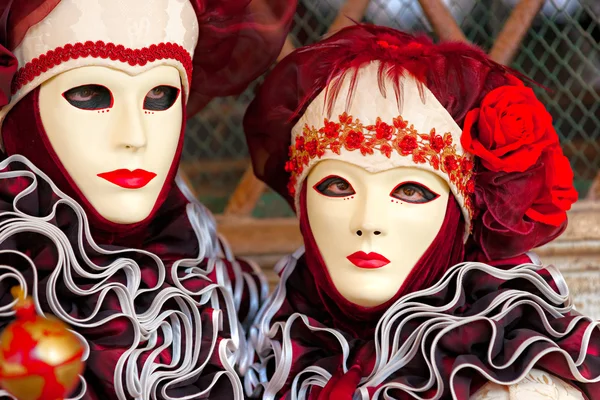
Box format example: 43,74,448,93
244,24,578,260
0,0,294,120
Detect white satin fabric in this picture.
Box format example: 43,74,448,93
472,369,584,400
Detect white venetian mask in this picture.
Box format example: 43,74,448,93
38,65,183,224
306,161,449,307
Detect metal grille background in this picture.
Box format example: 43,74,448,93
182,0,600,217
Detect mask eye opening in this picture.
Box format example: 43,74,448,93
143,86,181,111
389,181,440,204
313,175,356,198
62,84,114,110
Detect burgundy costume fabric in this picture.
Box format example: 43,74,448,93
187,0,296,115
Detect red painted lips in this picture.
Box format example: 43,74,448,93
347,251,390,269
97,169,156,189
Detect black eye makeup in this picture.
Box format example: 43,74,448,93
390,182,439,204
63,85,113,110
314,175,356,198
143,86,180,111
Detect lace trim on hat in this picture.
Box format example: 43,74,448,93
285,112,475,219
12,41,193,94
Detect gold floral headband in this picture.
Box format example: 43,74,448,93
285,112,475,223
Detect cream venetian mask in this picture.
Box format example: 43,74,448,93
38,65,183,224
290,62,472,307
306,161,449,307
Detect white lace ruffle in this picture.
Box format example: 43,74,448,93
0,155,257,400
246,248,600,400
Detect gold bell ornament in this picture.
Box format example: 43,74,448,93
0,287,85,400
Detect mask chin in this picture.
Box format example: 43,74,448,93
1,71,186,232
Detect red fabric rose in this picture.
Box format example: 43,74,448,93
468,142,578,259
345,130,364,150
374,119,393,140
525,145,578,226
321,120,340,138
399,135,417,154
431,135,445,153
461,86,558,173
295,136,305,151
463,86,579,259
305,139,318,157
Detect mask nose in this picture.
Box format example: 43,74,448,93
350,189,387,238
114,99,147,151
355,230,382,236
